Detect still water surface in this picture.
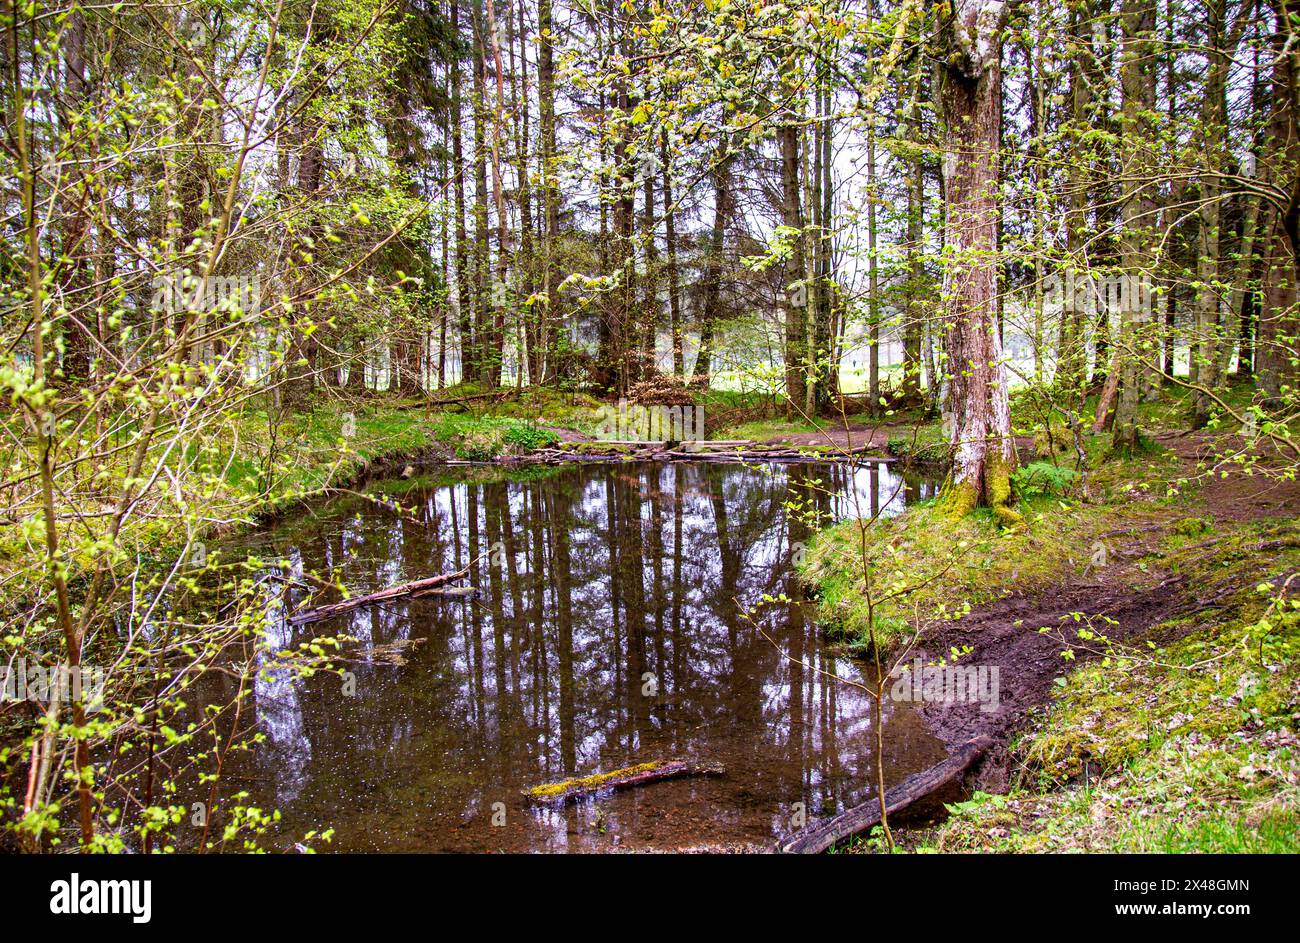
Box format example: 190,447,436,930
210,460,943,851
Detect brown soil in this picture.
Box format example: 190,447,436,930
1154,431,1300,522
546,426,593,443
910,573,1193,791
777,424,1042,464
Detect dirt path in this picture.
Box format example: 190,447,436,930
777,423,1040,461
905,429,1298,790
781,424,900,450
910,573,1193,790
1154,431,1300,522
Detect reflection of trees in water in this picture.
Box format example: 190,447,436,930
253,548,312,805
215,461,937,848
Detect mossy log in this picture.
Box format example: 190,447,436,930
778,736,993,853
523,759,724,805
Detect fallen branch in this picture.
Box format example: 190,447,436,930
287,562,473,626
387,390,512,409
523,759,724,805
778,736,993,854
412,585,478,600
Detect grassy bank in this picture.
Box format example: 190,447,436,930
797,386,1300,853
208,386,606,503
800,435,1186,651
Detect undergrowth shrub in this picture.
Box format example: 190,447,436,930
1013,461,1079,498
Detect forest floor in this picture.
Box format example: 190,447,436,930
798,392,1300,853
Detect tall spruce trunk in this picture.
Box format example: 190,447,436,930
1191,0,1231,427
781,116,807,415
696,140,733,383
485,0,509,387
1059,0,1095,398
538,0,559,380
1256,0,1300,405
1110,0,1158,452
451,0,474,384
472,1,490,386
662,129,685,378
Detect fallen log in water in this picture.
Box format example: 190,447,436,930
520,440,896,466
287,563,473,626
523,759,724,805
778,736,993,854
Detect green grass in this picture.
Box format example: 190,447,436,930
431,413,559,460
723,416,830,441
220,399,434,497
801,430,1187,652
205,395,569,509
463,385,607,431
800,499,1091,651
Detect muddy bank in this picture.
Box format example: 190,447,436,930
242,442,458,528
1154,431,1300,522
906,574,1194,791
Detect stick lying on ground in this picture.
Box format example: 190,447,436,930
287,562,473,626
778,736,993,854
523,759,725,805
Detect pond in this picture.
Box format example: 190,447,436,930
203,459,944,852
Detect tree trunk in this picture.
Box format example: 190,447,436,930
642,160,659,373
538,0,560,381
662,129,684,378
938,0,1018,523
1256,0,1300,405
1111,0,1159,452
901,59,925,407
472,1,491,385
451,0,474,385
510,1,537,385
57,8,92,383
485,0,509,388
781,112,807,415
695,140,732,384
1190,0,1231,427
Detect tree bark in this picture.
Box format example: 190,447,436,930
781,106,808,414
472,1,490,385
1256,0,1300,405
451,0,474,384
485,0,510,387
938,0,1018,523
1111,0,1159,452
1190,0,1232,427
662,129,684,378
538,0,559,381
696,139,733,383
